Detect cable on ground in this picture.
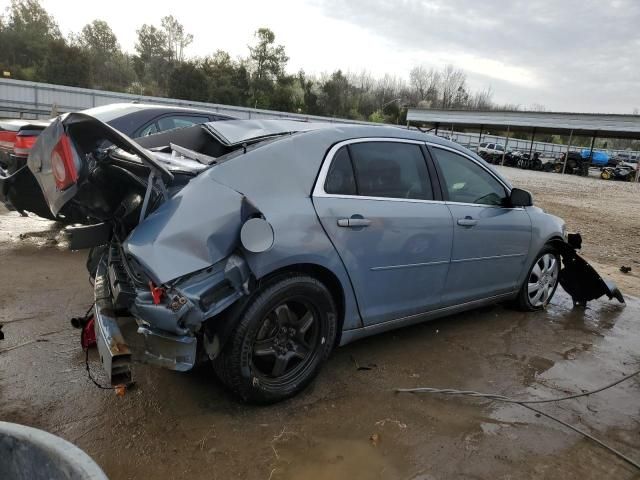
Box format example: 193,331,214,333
396,368,640,471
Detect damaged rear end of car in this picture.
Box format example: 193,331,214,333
28,114,285,386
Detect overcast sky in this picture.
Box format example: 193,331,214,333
4,0,639,113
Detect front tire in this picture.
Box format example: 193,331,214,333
214,274,337,403
515,246,560,311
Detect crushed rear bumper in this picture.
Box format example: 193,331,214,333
93,259,132,386
93,256,197,386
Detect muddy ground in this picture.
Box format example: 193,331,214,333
0,168,639,479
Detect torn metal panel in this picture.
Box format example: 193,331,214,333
136,325,197,372
124,176,245,284
93,259,132,386
554,236,625,306
65,222,111,250
128,254,250,333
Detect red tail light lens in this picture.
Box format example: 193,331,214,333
51,134,78,190
0,131,17,152
13,134,38,157
0,132,38,158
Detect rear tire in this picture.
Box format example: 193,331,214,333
214,274,337,403
515,246,560,311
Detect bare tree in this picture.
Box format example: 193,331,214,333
409,65,439,105
376,73,405,107
439,64,467,109
161,15,193,62
468,86,493,110
347,70,375,92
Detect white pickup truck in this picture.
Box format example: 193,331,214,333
477,142,506,157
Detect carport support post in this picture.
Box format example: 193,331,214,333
501,125,510,166
588,133,596,165
528,128,537,157
562,129,574,174
478,125,483,148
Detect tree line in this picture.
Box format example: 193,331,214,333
0,0,520,124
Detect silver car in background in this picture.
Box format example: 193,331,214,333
27,116,622,403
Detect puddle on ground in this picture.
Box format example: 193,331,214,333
271,436,405,480
1,225,638,480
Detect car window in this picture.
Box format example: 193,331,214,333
479,142,487,148
156,115,208,132
346,142,433,200
324,147,357,195
487,144,495,150
431,147,507,206
138,122,159,137
496,145,504,151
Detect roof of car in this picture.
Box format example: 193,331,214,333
203,118,454,146
206,119,513,199
81,103,232,123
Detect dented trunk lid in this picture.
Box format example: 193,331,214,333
27,113,178,216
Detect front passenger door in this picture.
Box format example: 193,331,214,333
430,146,532,305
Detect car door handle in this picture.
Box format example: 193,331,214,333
337,218,372,227
457,217,478,227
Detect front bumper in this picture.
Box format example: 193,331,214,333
93,257,197,386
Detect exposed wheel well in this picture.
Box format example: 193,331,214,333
258,264,346,346
546,236,565,250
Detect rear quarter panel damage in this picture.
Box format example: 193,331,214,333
207,132,365,332
123,130,364,333
124,175,244,284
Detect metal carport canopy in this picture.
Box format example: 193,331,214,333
406,109,640,139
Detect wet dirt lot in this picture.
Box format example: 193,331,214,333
1,168,639,480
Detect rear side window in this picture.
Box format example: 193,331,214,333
325,147,357,195
349,142,433,200
324,142,433,200
479,142,487,148
157,115,209,132
139,122,159,137
431,147,507,206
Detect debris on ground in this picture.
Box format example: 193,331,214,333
620,266,632,274
375,419,407,429
351,354,378,371
369,433,380,447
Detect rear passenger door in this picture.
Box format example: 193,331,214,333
313,139,453,326
429,146,532,305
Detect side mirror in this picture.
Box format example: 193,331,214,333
509,187,533,207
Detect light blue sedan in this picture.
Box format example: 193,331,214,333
28,116,621,403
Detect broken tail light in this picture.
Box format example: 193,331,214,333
0,131,38,158
0,131,16,152
13,134,38,157
51,134,78,190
